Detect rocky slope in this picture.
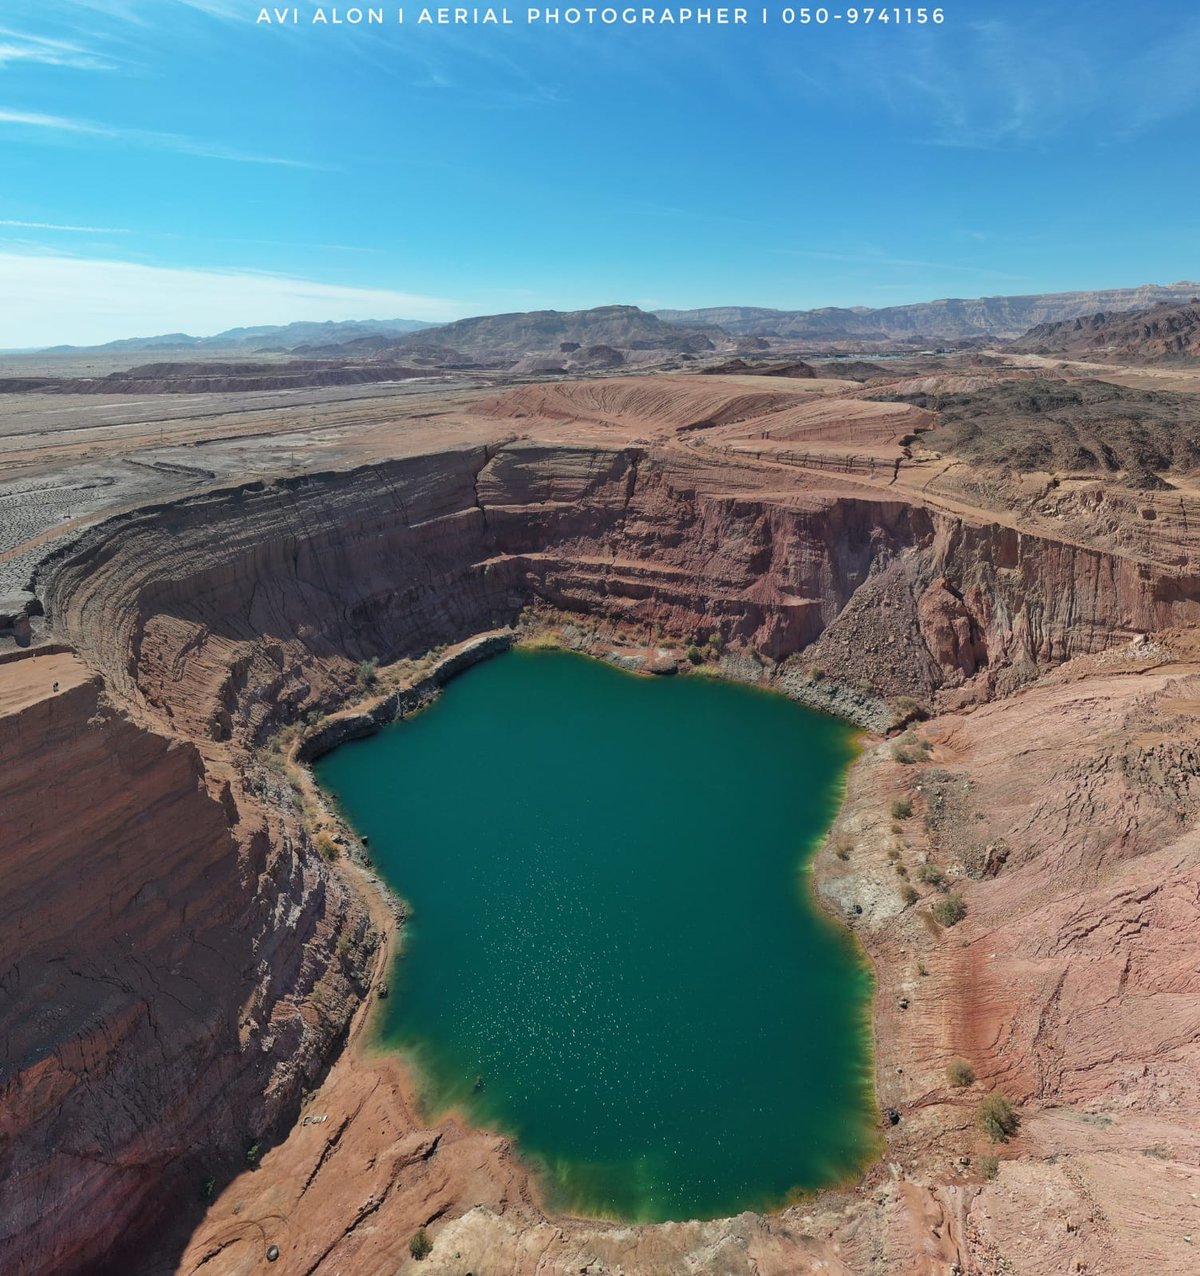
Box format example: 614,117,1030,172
1010,300,1200,363
0,651,373,1276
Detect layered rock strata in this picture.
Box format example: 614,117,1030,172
7,417,1200,1274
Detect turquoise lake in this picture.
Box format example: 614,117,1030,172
314,648,879,1222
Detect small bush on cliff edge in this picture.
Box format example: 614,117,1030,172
409,1227,433,1260
891,797,913,820
947,1058,975,1088
978,1093,1020,1142
917,861,946,887
356,657,379,689
685,644,704,665
932,894,967,927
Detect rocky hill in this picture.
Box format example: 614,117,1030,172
1009,299,1200,362
658,282,1200,341
294,304,725,372
879,377,1200,485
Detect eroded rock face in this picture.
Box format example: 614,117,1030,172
12,431,1200,1274
41,440,1198,736
0,657,371,1276
918,575,988,681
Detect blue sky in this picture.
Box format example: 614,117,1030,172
1,0,1198,345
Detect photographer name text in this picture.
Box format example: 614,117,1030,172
257,5,946,25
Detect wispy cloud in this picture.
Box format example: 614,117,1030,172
0,105,326,167
174,0,247,17
0,27,117,70
0,251,471,347
0,217,129,232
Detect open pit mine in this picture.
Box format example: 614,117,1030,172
2,343,1200,1276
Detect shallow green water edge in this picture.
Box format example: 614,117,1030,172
315,646,883,1223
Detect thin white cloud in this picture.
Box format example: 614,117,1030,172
0,107,97,132
175,0,247,17
0,251,469,347
0,218,129,232
0,28,116,70
0,104,326,167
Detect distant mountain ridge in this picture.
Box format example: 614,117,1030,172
385,304,720,356
25,282,1200,358
292,304,725,371
42,317,432,355
656,283,1200,341
1008,300,1200,362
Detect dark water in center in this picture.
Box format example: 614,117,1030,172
315,648,879,1221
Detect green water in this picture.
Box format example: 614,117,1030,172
315,649,879,1222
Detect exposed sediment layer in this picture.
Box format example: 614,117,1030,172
8,404,1200,1273
0,654,372,1275
42,437,1196,737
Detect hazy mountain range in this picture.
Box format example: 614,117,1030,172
41,318,432,355
655,282,1200,341
21,282,1200,359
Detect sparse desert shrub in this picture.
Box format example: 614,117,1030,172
947,1058,975,1088
685,644,703,665
810,665,825,681
200,1175,216,1202
978,1093,1019,1142
977,1153,1000,1180
917,862,946,887
245,1142,261,1167
315,832,338,862
932,894,967,927
708,632,724,651
895,863,908,878
894,695,919,716
355,657,379,689
900,883,919,905
893,732,933,764
891,797,913,820
887,847,901,861
834,842,852,861
409,1227,433,1260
